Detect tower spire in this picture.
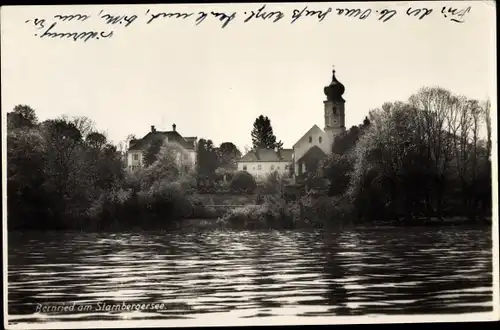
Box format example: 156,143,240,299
323,65,346,137
324,66,345,101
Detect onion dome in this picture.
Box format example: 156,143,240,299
323,67,345,101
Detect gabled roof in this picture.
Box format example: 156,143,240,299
296,145,326,163
238,148,293,163
129,131,195,151
292,124,324,148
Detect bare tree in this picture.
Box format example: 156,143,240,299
482,99,492,158
408,87,456,217
58,115,96,139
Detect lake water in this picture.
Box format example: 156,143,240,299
7,227,494,325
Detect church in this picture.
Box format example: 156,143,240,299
292,67,346,178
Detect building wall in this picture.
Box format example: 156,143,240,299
127,142,196,172
127,150,144,171
188,150,197,168
293,126,330,175
237,161,291,181
323,99,346,150
177,149,197,173
324,99,345,130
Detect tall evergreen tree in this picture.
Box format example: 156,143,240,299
251,115,283,150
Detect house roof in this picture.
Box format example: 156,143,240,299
238,148,293,162
296,145,326,163
129,131,196,151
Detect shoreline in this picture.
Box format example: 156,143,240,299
7,217,492,233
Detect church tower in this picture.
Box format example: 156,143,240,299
323,67,346,147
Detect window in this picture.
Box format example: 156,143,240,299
257,164,262,170
285,165,289,170
183,154,188,160
271,165,275,170
309,136,312,143
133,154,139,160
319,137,322,143
243,165,247,171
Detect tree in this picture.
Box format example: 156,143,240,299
71,116,96,138
196,138,219,179
262,171,286,195
57,115,96,139
332,126,361,155
347,88,491,223
482,99,491,159
230,171,257,193
251,115,283,150
117,134,137,156
144,138,164,167
140,142,185,190
8,105,38,129
217,142,241,169
7,126,49,228
321,118,371,196
320,153,353,196
348,101,428,222
6,105,129,230
244,145,252,155
86,132,107,150
14,105,38,124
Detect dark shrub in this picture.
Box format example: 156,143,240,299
230,171,257,194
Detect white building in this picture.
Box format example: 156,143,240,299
127,124,197,172
237,148,293,181
292,67,346,177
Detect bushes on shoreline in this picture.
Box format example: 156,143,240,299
7,86,493,231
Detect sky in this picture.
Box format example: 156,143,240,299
1,1,496,152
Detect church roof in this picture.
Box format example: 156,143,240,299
324,68,345,102
296,145,326,163
238,148,293,162
129,130,196,151
292,125,324,148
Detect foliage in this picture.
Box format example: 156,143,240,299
196,138,219,179
331,117,370,155
219,196,288,229
6,85,492,231
251,115,283,150
230,171,257,193
347,88,491,223
260,171,284,195
319,119,370,196
217,142,241,170
7,109,125,230
8,105,38,129
143,138,164,167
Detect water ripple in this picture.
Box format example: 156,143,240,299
7,227,493,323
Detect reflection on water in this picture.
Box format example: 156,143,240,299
8,227,493,323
